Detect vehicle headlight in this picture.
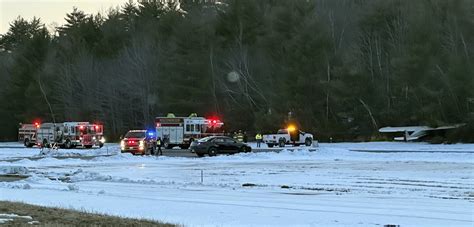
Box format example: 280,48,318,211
92,136,97,140
100,137,106,143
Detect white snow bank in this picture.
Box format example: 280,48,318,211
0,143,119,160
0,213,33,224
0,213,33,219
0,166,28,175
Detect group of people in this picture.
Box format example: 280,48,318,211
232,130,248,143
233,130,264,148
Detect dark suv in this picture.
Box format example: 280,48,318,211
190,136,252,157
120,130,156,155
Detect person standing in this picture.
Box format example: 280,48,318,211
255,133,262,148
157,137,163,155
236,130,244,142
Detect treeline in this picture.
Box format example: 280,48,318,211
0,0,473,142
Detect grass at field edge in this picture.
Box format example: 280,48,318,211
0,200,177,226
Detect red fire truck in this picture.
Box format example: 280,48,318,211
18,122,40,147
155,114,224,149
37,122,105,149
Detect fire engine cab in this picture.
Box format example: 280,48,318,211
155,113,224,149
36,122,105,149
18,122,40,147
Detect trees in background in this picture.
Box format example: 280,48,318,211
0,0,472,142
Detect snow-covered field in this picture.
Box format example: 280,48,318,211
0,142,473,226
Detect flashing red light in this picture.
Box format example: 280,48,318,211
34,122,40,128
207,118,221,127
156,123,161,127
95,125,99,130
79,125,84,130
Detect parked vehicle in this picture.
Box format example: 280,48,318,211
18,122,40,147
120,130,157,155
190,136,252,157
36,122,104,149
263,127,313,147
155,113,224,149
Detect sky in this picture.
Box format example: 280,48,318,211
0,0,128,34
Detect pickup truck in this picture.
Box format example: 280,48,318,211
120,130,157,155
263,129,314,147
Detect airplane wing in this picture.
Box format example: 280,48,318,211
433,124,466,130
378,126,431,133
380,124,465,141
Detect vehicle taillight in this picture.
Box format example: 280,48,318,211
95,125,99,130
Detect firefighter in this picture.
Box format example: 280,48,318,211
236,130,244,142
56,127,63,143
156,137,163,155
233,131,238,140
255,133,263,148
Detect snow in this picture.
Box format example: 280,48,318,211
0,166,28,175
0,143,117,161
0,142,473,226
0,213,33,224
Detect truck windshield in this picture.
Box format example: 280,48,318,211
124,131,145,138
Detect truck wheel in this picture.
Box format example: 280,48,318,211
99,143,104,148
208,147,218,157
163,140,171,149
42,139,49,148
267,144,274,148
305,138,312,146
84,145,93,149
279,139,285,147
64,139,72,149
24,138,33,148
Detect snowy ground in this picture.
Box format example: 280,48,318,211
0,142,473,226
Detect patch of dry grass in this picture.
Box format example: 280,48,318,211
0,201,176,226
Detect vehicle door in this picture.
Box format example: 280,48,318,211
213,138,227,152
298,131,306,143
224,138,240,153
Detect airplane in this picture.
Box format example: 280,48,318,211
379,124,466,141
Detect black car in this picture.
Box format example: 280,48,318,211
190,136,252,157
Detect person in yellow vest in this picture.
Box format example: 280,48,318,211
255,133,263,148
156,137,163,155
